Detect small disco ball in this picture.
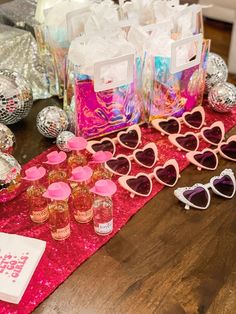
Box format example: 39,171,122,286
0,69,33,124
36,106,69,138
205,53,228,92
0,152,22,203
56,131,75,152
0,123,16,154
208,82,236,113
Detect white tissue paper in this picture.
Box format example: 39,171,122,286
84,0,119,35
127,25,149,57
0,233,46,304
122,0,156,25
35,0,62,24
144,21,174,58
44,0,89,46
68,35,135,81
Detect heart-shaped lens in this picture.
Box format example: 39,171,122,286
183,187,209,209
203,127,222,144
213,175,234,197
119,130,139,149
126,175,151,196
135,148,156,168
106,157,130,175
176,134,198,151
155,165,177,186
159,119,180,134
184,111,203,128
193,151,217,169
220,140,236,160
91,140,115,154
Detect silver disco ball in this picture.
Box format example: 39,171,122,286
208,82,236,113
0,69,33,124
0,152,22,203
0,123,16,154
36,106,69,138
205,53,228,92
56,131,75,152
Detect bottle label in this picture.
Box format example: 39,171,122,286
74,209,93,223
31,208,49,223
52,224,71,240
95,220,113,235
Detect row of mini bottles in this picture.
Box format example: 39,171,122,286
24,166,116,240
23,137,116,241
45,137,112,184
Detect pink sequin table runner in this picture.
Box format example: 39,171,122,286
0,106,236,314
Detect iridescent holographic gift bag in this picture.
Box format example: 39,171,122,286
143,33,210,121
74,53,144,139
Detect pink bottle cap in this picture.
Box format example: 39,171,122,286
67,137,87,151
23,166,46,181
91,151,112,163
44,151,67,165
90,179,117,196
69,166,93,182
43,182,71,200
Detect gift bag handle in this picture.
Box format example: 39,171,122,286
94,54,134,92
170,33,203,74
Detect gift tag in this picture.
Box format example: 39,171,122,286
170,33,203,74
94,53,134,92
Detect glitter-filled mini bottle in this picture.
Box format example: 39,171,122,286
44,151,67,184
23,166,48,223
90,151,113,185
70,166,94,223
90,179,117,236
67,137,88,174
43,182,71,241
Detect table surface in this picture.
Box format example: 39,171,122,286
1,6,236,313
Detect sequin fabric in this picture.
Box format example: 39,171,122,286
0,24,50,100
0,106,235,313
0,0,36,35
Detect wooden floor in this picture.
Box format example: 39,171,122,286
0,3,236,314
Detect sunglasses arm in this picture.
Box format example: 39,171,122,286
184,204,190,210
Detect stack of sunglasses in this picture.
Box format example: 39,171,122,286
152,106,236,171
87,125,181,197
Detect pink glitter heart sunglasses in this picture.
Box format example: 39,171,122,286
186,135,236,171
118,159,180,197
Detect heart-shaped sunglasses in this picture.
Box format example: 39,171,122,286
87,125,142,156
118,159,180,197
151,106,205,135
174,169,235,210
168,121,225,152
105,143,158,176
186,135,236,171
